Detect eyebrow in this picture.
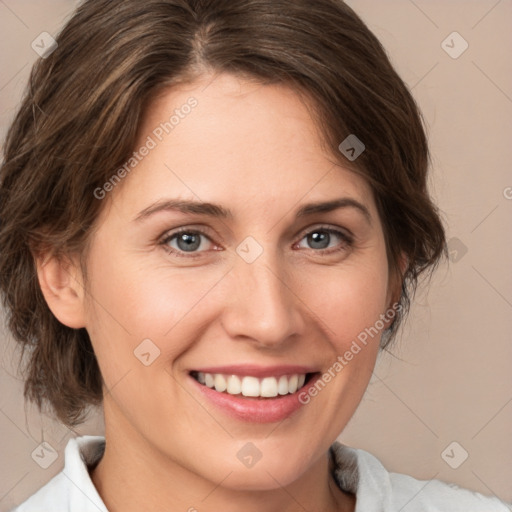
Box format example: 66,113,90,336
134,197,372,224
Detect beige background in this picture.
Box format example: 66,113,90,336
0,0,511,509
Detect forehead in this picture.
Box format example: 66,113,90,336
106,73,376,221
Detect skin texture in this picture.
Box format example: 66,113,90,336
37,72,403,512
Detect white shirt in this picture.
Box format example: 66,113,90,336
11,435,511,511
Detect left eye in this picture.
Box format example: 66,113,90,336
296,228,351,251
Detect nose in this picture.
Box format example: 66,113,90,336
220,248,306,348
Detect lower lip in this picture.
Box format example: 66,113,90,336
189,373,320,423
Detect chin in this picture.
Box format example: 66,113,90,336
210,455,308,491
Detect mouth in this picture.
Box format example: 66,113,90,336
189,370,318,399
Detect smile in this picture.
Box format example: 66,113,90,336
190,371,314,398
188,365,321,422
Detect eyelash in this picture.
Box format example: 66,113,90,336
159,225,354,258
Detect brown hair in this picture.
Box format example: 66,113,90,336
0,0,446,428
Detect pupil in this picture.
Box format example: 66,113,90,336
177,233,200,251
309,231,329,249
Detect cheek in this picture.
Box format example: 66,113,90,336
83,243,227,360
300,257,390,343
296,254,390,402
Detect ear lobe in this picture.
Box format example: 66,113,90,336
35,252,86,329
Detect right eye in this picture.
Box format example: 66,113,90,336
160,228,218,257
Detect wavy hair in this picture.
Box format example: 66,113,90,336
0,0,446,428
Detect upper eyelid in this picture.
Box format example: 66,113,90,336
298,224,353,239
160,226,216,244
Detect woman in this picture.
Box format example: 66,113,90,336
0,1,509,511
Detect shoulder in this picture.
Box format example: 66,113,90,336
387,470,511,512
10,471,71,512
11,436,107,512
330,441,511,512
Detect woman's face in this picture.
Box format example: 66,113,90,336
80,72,396,489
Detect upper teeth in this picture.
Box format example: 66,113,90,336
196,372,307,397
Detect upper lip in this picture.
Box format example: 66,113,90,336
190,364,319,378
